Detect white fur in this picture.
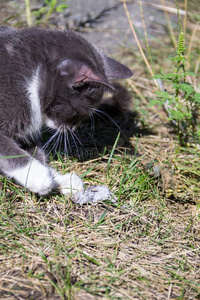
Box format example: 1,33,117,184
7,160,83,195
43,115,57,129
7,159,54,195
50,168,84,195
26,66,42,136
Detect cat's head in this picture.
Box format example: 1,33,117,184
43,52,132,131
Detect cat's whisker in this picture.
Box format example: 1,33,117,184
58,126,64,149
69,131,79,158
63,127,68,156
42,126,54,134
43,126,64,157
80,123,94,140
88,110,95,137
42,129,59,150
91,108,125,137
91,109,107,123
68,127,82,158
46,137,58,157
70,128,85,149
79,123,99,156
55,125,64,155
53,130,61,155
66,129,71,156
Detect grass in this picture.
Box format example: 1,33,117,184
0,0,200,299
0,142,199,299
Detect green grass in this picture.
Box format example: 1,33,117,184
0,148,199,299
0,0,200,299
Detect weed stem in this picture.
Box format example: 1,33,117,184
24,0,32,26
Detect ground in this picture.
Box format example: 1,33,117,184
0,0,200,299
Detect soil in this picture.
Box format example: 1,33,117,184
64,0,176,53
0,0,178,54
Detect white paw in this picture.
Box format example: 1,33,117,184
7,159,54,195
52,170,84,195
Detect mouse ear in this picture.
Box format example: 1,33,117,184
57,59,114,92
105,57,133,80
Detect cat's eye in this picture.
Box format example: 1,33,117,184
85,86,102,95
73,82,115,96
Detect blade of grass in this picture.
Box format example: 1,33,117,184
139,0,153,64
122,0,159,89
79,251,102,266
107,132,120,176
44,0,57,25
160,0,177,48
183,0,188,34
24,0,32,26
187,22,199,62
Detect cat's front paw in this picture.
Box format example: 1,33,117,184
8,159,54,195
52,171,84,195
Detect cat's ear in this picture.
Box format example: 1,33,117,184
105,57,132,80
57,59,114,92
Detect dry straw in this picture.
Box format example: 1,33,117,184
122,0,159,89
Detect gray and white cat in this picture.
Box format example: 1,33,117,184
0,27,132,196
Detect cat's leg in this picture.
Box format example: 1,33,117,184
0,134,54,195
0,135,83,195
25,145,47,165
25,146,84,195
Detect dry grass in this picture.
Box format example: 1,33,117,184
0,169,200,299
0,0,200,299
0,137,199,299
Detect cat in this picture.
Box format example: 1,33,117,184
0,27,132,196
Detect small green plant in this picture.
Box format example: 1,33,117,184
150,30,200,146
149,0,200,147
24,0,68,26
